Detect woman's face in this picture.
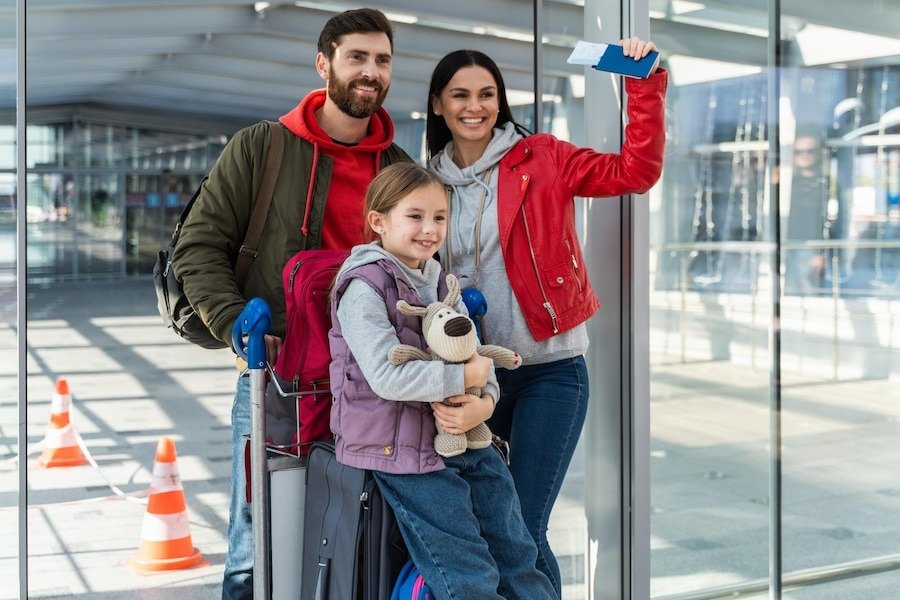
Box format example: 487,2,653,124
432,65,500,148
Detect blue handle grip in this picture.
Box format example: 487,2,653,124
461,287,488,344
231,297,272,369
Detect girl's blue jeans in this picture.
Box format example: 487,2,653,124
375,447,557,600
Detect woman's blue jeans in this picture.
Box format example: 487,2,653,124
489,355,589,597
375,447,557,600
222,375,252,600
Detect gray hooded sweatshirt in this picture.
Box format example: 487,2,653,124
335,242,499,404
429,122,589,365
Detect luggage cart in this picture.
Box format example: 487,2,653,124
233,298,329,600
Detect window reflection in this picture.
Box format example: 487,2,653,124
650,1,899,597
24,119,227,278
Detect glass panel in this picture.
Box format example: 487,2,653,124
76,173,122,275
545,68,588,600
27,123,75,169
649,1,773,596
124,127,222,172
779,0,900,593
78,121,125,169
26,173,75,276
0,124,15,169
0,0,15,591
125,173,201,275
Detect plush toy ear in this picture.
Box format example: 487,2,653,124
396,300,427,317
443,274,461,308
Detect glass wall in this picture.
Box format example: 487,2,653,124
24,120,227,278
0,0,16,595
648,0,900,597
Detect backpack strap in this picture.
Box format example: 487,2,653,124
234,120,285,289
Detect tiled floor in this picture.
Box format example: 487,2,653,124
1,279,898,599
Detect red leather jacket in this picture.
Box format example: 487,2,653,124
496,69,667,341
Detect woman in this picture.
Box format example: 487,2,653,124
425,39,666,594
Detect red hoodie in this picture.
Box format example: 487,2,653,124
279,89,396,250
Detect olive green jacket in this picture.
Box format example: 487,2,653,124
172,120,411,343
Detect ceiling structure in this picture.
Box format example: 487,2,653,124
13,0,900,128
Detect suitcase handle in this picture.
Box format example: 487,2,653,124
314,558,330,600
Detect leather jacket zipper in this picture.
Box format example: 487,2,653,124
564,238,583,292
521,203,559,334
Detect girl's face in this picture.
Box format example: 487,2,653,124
432,65,500,148
370,184,448,269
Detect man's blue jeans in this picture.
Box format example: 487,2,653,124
375,446,556,600
489,355,589,597
222,375,252,600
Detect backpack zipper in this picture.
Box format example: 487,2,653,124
287,258,304,293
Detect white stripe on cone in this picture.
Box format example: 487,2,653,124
43,424,79,447
150,462,182,491
50,393,72,414
139,511,192,542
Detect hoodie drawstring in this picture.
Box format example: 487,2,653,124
301,142,319,237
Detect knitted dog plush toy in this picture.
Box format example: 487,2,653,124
388,274,521,458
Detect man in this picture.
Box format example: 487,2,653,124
171,8,410,598
785,130,830,295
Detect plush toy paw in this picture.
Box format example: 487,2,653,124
465,422,493,450
388,344,431,365
434,432,468,457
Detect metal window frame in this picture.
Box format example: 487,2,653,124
580,0,650,598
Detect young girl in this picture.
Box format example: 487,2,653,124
329,162,556,600
426,43,666,593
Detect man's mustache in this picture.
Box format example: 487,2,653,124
349,78,384,94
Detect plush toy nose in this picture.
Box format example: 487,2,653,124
444,316,473,337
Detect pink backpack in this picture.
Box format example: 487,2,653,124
273,248,349,455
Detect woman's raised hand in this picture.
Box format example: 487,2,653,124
620,37,657,60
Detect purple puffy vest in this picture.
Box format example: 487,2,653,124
329,259,448,474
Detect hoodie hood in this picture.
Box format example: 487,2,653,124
280,88,395,153
339,242,445,305
428,121,522,186
280,89,396,239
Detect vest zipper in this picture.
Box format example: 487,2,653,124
521,204,558,334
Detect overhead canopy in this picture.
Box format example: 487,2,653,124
13,0,893,127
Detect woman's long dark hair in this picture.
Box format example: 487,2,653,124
425,50,530,160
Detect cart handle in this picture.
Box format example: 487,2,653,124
231,297,272,369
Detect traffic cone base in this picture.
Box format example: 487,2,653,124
38,438,88,467
39,378,88,468
131,540,202,571
131,437,204,572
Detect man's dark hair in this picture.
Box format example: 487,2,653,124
317,8,394,59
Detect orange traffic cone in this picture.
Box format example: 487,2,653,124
38,378,88,468
130,437,204,571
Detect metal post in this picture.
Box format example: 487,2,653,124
766,0,784,595
680,254,687,362
750,251,758,369
16,0,28,596
831,253,840,381
533,0,543,131
232,298,273,600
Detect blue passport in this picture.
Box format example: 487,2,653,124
567,40,660,79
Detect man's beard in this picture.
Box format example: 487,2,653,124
328,69,389,119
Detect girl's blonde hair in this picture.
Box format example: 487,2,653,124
364,162,447,241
